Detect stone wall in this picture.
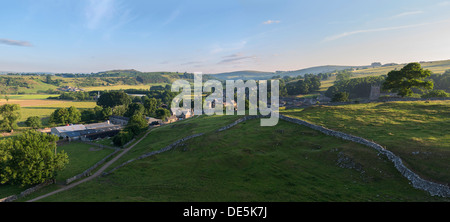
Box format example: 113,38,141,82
378,97,450,102
65,149,121,184
104,116,260,175
103,133,205,175
279,114,450,197
216,115,261,132
0,180,53,202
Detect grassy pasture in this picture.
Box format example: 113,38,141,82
281,100,450,184
27,118,446,202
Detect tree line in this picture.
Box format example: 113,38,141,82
325,63,450,101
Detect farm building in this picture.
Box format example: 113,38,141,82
50,121,122,141
51,124,86,140
109,115,130,126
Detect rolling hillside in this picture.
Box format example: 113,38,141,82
209,66,358,80
24,112,448,202
351,60,450,77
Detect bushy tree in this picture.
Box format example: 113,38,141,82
0,104,21,132
124,103,145,118
143,97,158,116
113,114,148,147
383,63,433,97
325,76,386,99
336,71,352,82
331,92,349,102
421,90,450,98
25,116,42,129
126,114,148,135
97,91,131,108
81,106,112,123
0,130,69,186
155,108,171,120
428,72,450,92
283,75,321,95
112,130,134,147
49,106,81,125
67,106,81,124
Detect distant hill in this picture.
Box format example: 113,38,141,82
210,70,275,80
351,59,450,77
276,65,361,78
210,65,366,80
209,60,450,81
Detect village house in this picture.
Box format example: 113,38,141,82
165,115,178,124
146,117,163,125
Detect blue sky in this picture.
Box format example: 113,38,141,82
1,0,450,73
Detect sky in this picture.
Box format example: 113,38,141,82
1,0,450,74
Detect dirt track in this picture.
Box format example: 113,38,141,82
27,129,153,202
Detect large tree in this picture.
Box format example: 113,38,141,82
155,108,171,120
49,106,81,125
143,97,158,116
25,116,42,129
125,114,148,135
124,103,145,118
0,130,69,186
97,91,131,108
382,63,433,97
0,104,21,132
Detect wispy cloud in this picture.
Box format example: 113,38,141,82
390,10,424,19
218,53,257,64
438,1,450,6
84,0,116,30
162,9,181,26
181,61,203,66
0,38,33,47
263,20,280,25
324,23,429,42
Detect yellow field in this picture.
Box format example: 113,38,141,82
352,60,450,77
0,99,67,107
82,83,165,91
0,100,97,123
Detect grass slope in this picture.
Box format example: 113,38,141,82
30,117,446,202
281,100,450,185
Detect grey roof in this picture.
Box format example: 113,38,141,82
110,116,130,121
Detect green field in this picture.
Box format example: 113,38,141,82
282,100,450,184
105,115,244,171
22,115,447,202
54,142,116,182
18,101,97,125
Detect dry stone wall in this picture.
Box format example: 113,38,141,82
279,114,450,197
0,180,53,202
